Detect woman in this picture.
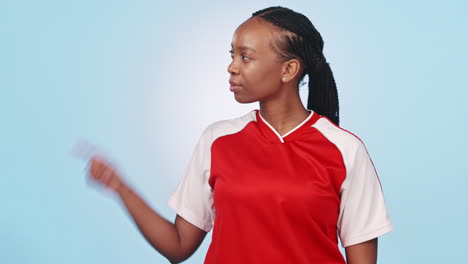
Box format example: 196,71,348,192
89,6,394,264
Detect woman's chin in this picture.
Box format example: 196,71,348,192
233,94,257,104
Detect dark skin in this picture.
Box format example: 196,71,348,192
228,17,310,136
345,239,378,264
86,16,377,264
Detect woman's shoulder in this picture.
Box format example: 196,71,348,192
202,109,257,140
313,115,368,153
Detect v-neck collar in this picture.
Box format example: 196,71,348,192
254,109,319,144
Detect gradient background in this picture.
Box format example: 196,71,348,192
1,0,467,263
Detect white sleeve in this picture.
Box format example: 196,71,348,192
337,140,394,247
167,126,215,232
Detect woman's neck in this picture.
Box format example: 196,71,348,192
258,97,310,137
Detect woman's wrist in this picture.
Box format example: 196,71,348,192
115,179,130,197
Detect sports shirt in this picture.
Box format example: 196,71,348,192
168,109,394,263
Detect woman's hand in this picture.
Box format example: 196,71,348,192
88,155,124,193
76,147,207,263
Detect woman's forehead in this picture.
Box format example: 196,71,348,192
231,18,273,51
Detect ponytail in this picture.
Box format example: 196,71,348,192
307,61,340,126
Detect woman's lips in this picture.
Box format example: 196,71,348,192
229,80,242,92
230,85,242,92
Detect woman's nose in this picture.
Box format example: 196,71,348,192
227,61,239,75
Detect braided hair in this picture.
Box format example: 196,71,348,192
251,6,340,126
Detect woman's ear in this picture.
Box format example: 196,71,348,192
281,58,301,82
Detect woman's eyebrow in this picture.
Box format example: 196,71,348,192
230,44,257,52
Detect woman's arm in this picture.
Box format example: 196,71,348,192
344,238,378,264
89,156,207,263
117,184,208,263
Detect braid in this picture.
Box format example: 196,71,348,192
251,6,340,126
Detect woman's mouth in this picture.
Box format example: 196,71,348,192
229,80,242,92
230,85,242,92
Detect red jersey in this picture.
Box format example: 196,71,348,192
168,109,394,263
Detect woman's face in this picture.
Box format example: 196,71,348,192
228,18,284,103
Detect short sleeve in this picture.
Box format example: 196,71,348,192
167,126,215,232
337,140,394,247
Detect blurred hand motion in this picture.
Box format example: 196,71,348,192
71,140,125,193
88,155,124,192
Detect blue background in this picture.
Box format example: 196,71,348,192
1,0,466,263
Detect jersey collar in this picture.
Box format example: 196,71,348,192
254,109,319,144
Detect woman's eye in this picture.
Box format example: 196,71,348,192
228,50,249,61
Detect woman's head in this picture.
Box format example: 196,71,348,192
228,6,339,126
